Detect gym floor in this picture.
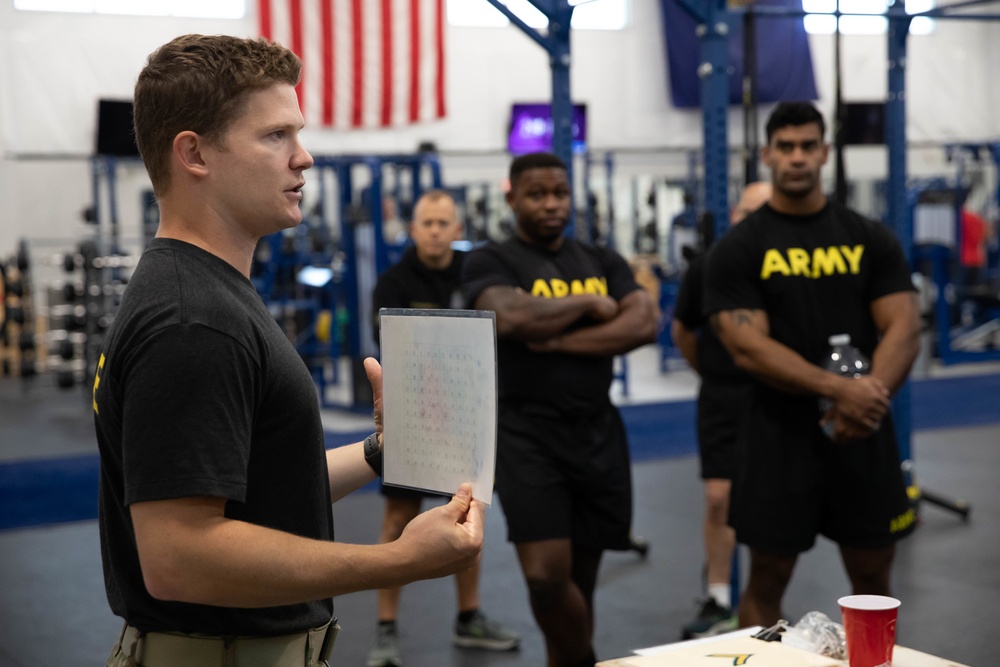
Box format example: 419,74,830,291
1,345,996,667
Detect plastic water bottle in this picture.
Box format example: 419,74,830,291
818,334,872,439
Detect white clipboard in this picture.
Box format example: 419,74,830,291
379,308,497,505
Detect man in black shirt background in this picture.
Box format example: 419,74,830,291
367,190,519,667
671,181,771,639
462,152,657,667
704,102,921,628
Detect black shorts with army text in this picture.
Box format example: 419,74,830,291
728,394,915,554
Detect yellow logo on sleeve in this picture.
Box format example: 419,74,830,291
92,353,105,414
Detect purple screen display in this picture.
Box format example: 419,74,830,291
507,103,587,155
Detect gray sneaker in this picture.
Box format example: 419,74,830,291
366,624,402,667
452,611,520,651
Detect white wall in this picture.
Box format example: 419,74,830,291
2,2,999,253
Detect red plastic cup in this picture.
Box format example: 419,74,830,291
838,595,901,667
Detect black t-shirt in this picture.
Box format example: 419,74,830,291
673,250,743,381
461,236,641,414
93,238,333,636
371,247,465,343
704,201,915,429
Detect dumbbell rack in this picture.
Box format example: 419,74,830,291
1,238,134,391
1,240,38,381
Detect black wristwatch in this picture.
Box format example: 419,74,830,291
364,432,383,477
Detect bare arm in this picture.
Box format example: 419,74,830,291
670,319,699,374
530,289,657,356
130,483,483,608
473,285,617,341
868,291,921,395
711,308,890,433
131,356,484,608
325,440,376,502
326,357,383,501
711,308,833,395
820,291,920,441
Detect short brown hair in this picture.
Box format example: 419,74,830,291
133,34,301,196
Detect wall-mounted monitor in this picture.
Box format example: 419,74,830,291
842,102,885,146
507,103,587,155
96,99,140,157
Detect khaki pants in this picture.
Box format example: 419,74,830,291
105,620,339,667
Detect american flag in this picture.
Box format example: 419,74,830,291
257,0,446,129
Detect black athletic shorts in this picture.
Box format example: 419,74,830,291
495,400,633,551
729,395,916,554
696,379,752,480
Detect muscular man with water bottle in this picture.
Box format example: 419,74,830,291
703,102,922,628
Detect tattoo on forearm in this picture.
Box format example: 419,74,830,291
710,309,760,333
732,309,755,327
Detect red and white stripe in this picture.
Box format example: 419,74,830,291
257,0,446,129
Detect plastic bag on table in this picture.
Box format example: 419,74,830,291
780,611,847,660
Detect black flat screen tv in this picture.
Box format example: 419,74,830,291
96,99,140,157
842,102,885,146
507,103,587,155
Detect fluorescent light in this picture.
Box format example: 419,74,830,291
14,0,245,18
297,266,334,288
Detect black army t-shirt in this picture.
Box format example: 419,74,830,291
673,250,743,381
372,246,465,342
93,238,333,636
703,201,915,425
704,202,914,365
462,236,641,414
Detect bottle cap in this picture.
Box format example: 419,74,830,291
828,333,851,346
